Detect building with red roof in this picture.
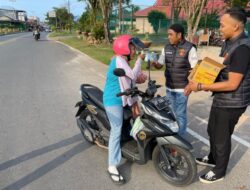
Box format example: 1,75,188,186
134,0,228,34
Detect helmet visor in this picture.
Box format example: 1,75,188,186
130,37,146,50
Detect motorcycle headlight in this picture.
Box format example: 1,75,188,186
163,121,179,133
142,104,179,133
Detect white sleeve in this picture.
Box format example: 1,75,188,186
188,47,198,68
116,56,141,81
132,57,142,78
157,48,165,65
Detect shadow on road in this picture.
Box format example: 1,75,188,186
37,39,51,42
118,160,133,183
2,136,90,190
0,134,82,171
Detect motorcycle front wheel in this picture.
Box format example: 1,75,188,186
152,144,197,187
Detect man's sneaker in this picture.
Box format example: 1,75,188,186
199,171,224,184
196,156,215,167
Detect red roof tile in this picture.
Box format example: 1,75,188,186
134,6,169,17
134,0,231,18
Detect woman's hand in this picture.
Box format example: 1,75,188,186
139,53,145,61
136,72,147,84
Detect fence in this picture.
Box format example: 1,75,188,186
109,4,221,36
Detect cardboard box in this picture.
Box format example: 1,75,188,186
188,57,225,85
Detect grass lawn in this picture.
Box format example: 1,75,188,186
50,32,164,70
49,31,77,37
60,37,114,65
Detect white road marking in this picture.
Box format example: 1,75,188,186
0,33,30,45
189,112,250,148
232,134,250,148
0,38,17,45
187,128,209,146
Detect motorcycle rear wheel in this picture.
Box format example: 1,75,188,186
79,110,97,144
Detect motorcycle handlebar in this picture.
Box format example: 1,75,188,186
116,91,128,97
116,83,161,98
116,87,141,97
156,85,162,88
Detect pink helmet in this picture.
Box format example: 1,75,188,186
113,34,145,56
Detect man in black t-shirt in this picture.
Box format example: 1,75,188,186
185,7,250,184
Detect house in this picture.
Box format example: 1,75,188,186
0,8,27,22
134,0,227,34
0,8,27,31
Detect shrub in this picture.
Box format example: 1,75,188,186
92,23,104,40
148,11,167,34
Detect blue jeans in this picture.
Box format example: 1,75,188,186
105,105,123,166
167,90,188,135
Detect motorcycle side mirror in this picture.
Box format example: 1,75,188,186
113,68,126,77
113,68,134,88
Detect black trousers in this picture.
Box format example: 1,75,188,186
207,106,246,177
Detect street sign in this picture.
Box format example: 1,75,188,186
48,11,56,18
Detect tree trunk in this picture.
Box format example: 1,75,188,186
181,0,208,43
118,0,122,33
187,20,193,41
192,0,208,37
170,0,175,24
99,1,111,43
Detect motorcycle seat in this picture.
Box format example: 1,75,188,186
81,84,105,110
80,84,132,120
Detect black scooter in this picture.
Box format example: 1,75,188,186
75,66,197,187
34,31,40,41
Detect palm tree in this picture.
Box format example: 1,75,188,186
79,0,130,43
99,0,130,43
78,0,99,26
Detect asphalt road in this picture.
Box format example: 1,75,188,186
0,32,249,190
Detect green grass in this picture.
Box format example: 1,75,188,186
49,31,77,37
50,34,164,70
60,37,114,65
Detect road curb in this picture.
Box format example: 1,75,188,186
47,36,106,67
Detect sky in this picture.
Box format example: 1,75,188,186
0,0,154,21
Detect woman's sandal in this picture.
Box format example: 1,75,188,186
107,171,125,185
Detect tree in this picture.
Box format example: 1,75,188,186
117,0,132,32
98,0,112,43
46,7,73,30
199,11,220,29
180,0,208,41
78,0,100,26
45,13,57,27
162,0,183,23
78,0,130,43
55,7,74,30
224,0,249,7
78,10,92,32
148,11,167,33
162,0,208,41
99,0,130,43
